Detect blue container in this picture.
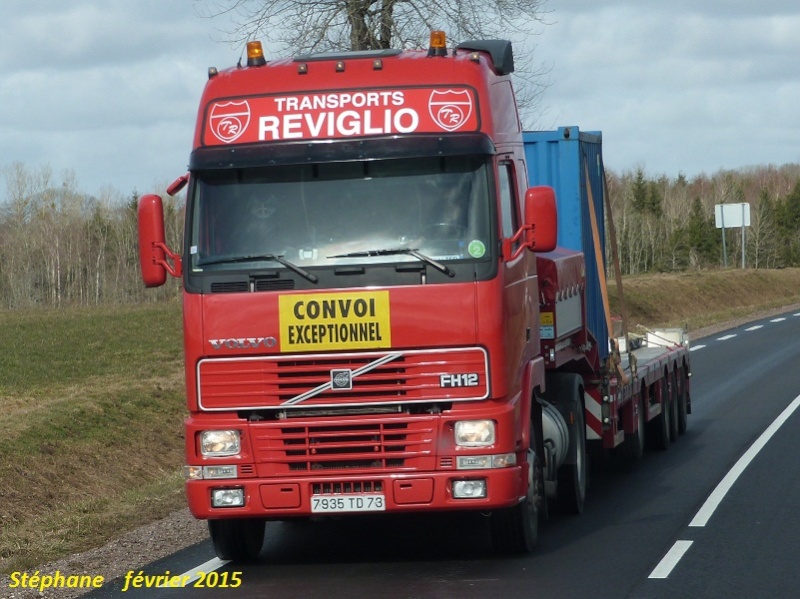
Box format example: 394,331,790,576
523,127,608,361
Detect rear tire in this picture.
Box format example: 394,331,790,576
650,380,671,451
677,367,689,434
490,426,541,553
208,518,266,562
621,388,646,462
668,371,680,442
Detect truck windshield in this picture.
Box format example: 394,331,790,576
188,156,492,273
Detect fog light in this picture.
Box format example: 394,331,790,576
452,479,487,499
211,488,245,508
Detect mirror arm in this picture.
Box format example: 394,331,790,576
154,242,183,277
507,224,534,261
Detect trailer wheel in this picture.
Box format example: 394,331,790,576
668,371,680,442
621,387,646,462
490,425,541,554
650,380,671,451
556,397,587,514
676,367,688,435
208,518,266,562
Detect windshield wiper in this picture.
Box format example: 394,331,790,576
198,254,319,284
328,248,454,277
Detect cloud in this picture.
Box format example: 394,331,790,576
532,1,800,176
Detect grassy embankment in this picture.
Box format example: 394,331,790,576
0,303,185,574
2,267,800,574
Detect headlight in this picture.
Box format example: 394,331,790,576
454,420,495,447
200,430,241,457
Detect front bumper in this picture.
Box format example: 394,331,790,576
187,465,525,519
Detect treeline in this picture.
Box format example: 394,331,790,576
0,163,182,309
607,163,800,274
2,161,800,308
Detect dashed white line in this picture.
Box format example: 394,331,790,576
716,334,737,341
689,393,800,527
689,344,706,352
649,540,694,579
745,325,763,331
770,317,786,323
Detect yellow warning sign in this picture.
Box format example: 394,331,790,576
540,312,554,325
279,291,391,351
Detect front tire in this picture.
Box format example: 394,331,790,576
208,518,266,562
490,427,541,553
556,397,587,514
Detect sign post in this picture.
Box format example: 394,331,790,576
714,203,750,269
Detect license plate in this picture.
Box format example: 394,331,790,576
310,494,386,513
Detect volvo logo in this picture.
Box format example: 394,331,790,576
330,369,353,390
209,337,278,350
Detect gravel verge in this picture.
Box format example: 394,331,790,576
1,510,207,598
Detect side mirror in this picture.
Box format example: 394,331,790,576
523,186,558,253
138,194,182,287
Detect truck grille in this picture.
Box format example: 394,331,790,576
252,416,437,474
198,347,489,411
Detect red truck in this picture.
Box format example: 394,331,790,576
138,33,691,561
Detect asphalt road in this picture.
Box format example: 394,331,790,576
88,310,800,599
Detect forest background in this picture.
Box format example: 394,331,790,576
2,160,800,309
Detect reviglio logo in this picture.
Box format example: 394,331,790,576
208,100,251,143
204,87,478,145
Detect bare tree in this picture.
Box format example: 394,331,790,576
196,0,551,122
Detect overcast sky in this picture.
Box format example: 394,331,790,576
1,0,798,197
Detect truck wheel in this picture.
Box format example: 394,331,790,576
650,380,671,451
490,426,541,553
556,398,587,514
676,367,688,435
621,387,646,462
208,518,266,562
668,371,680,442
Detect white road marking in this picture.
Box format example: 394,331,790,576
649,540,693,579
770,317,786,323
157,557,229,587
716,334,737,341
689,344,706,352
745,325,763,331
689,393,800,527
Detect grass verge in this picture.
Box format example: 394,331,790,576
0,303,185,574
608,268,800,333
